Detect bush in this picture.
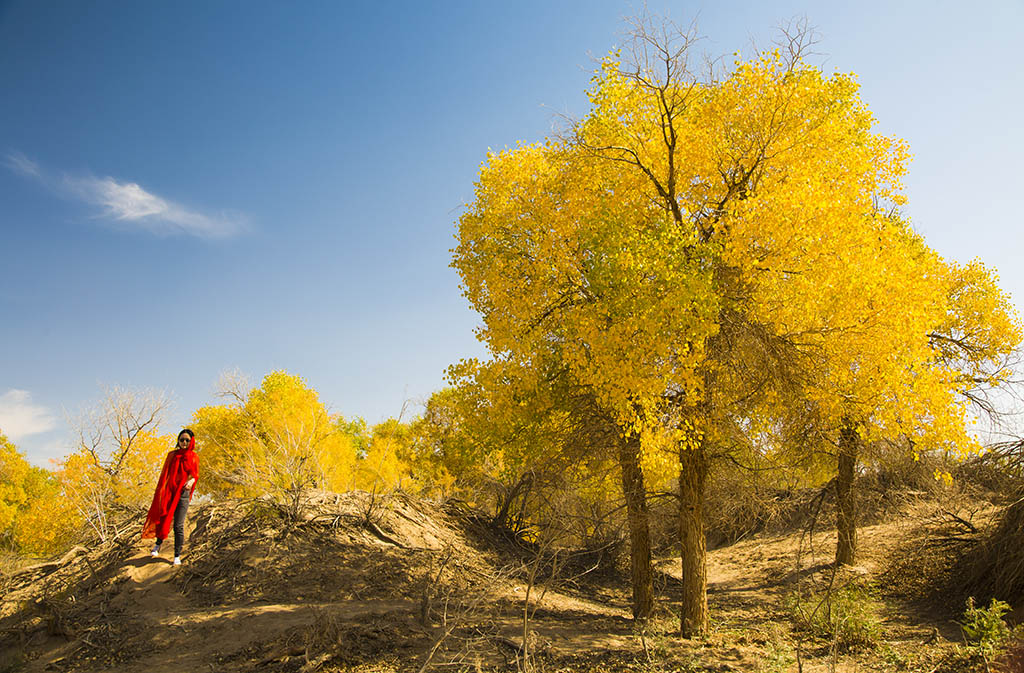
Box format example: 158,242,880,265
786,582,881,651
960,597,1014,658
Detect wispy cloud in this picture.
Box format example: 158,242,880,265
0,389,57,442
66,175,246,238
5,151,246,239
5,150,41,178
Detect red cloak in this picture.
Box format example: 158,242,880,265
142,435,199,540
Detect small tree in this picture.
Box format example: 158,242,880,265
58,386,172,541
353,410,414,494
415,358,577,532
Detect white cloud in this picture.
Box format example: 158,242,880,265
68,175,246,238
5,151,246,239
0,389,57,441
5,151,41,178
94,178,169,220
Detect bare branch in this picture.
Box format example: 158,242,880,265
772,15,824,69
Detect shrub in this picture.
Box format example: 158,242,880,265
960,597,1014,658
786,582,881,651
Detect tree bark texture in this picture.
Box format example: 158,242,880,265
618,433,654,622
678,444,708,638
835,422,858,566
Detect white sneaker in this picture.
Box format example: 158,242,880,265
150,545,161,557
173,557,181,566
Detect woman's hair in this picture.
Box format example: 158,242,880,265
179,428,195,440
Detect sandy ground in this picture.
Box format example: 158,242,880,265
0,491,997,672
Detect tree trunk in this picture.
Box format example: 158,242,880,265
678,444,708,637
618,433,654,622
492,474,532,530
835,422,858,566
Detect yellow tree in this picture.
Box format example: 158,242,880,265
193,370,356,517
1,426,158,556
416,355,630,578
55,386,172,541
352,416,417,494
0,432,30,542
58,428,172,540
929,260,1022,419
709,248,1020,568
416,357,615,532
416,359,548,529
10,476,79,556
744,196,1020,566
829,255,1021,564
0,433,78,556
453,16,1011,634
455,130,715,621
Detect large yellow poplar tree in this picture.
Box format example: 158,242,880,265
454,19,1018,635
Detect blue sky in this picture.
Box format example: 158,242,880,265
2,1,1022,466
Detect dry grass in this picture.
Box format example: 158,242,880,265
962,498,1024,608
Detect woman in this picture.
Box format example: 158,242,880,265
142,428,199,565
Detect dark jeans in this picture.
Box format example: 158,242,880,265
156,486,191,556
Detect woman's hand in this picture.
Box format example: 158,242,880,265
185,478,196,489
